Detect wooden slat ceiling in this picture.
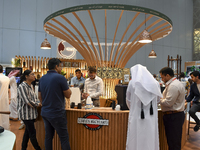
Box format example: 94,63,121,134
44,4,172,68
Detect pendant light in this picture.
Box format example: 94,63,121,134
148,42,157,58
138,14,152,43
41,33,51,49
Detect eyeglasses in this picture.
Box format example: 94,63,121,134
29,73,35,76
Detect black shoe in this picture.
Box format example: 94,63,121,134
194,124,200,132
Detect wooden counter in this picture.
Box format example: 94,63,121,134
35,108,187,150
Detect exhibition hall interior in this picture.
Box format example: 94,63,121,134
0,0,200,150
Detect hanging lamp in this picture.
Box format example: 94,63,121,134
41,33,51,49
148,42,157,58
138,14,152,43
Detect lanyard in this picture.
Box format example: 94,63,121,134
172,78,176,81
166,77,176,86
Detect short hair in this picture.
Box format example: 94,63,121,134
75,69,81,73
47,58,61,70
159,67,174,77
88,67,96,73
180,72,185,78
153,74,157,78
190,71,199,77
0,65,3,73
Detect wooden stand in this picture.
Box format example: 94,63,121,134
35,108,187,150
167,55,182,79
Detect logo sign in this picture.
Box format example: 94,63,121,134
77,113,109,130
57,40,76,59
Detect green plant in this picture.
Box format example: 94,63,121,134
11,58,21,67
61,70,66,76
191,65,200,72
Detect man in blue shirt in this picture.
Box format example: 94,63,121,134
38,58,71,150
70,69,85,93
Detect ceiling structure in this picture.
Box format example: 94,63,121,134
43,4,173,68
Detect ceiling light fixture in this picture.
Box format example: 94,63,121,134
138,14,152,43
148,42,157,58
41,33,51,49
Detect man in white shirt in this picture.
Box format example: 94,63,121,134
0,65,10,130
82,67,103,107
159,67,185,150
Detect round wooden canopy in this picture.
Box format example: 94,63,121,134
43,4,173,68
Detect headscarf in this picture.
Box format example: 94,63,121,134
130,64,162,119
8,70,20,78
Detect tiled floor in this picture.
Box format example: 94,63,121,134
10,120,200,150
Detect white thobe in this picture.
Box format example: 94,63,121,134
9,76,18,119
126,64,162,150
0,73,10,130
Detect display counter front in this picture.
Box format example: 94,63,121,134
35,108,187,150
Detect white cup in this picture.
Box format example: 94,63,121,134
115,105,121,111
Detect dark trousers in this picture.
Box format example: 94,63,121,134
189,102,200,125
22,119,41,150
42,113,70,150
163,111,185,150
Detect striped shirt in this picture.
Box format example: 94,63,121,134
17,82,40,120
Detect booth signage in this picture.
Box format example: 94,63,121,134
77,113,109,130
57,41,76,59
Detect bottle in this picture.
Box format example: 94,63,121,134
85,96,93,109
112,101,116,110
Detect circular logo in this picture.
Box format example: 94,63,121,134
57,41,76,59
83,113,103,130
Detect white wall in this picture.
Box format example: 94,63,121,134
0,0,193,74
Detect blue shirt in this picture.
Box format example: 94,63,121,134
71,76,85,92
38,70,69,118
70,76,85,87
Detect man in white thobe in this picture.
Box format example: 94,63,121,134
0,65,10,130
126,64,162,150
8,70,20,120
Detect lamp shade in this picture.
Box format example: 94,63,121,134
148,49,157,58
138,29,152,43
41,38,51,49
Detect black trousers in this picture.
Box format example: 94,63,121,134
163,111,185,150
22,119,41,150
189,102,200,125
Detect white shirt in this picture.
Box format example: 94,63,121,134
160,77,185,112
10,76,17,100
0,73,10,130
84,76,103,99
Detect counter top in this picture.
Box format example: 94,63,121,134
66,107,163,113
66,107,129,113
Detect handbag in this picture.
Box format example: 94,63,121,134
0,126,4,134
